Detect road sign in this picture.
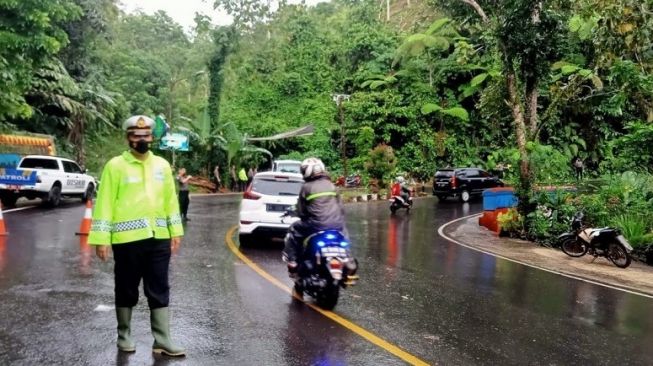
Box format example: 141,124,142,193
159,133,189,151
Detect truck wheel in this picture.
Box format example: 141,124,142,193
82,184,95,203
46,185,62,207
1,194,18,208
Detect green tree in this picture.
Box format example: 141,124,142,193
449,0,567,216
208,26,237,131
0,0,81,122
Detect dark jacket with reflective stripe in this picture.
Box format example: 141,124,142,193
297,175,345,231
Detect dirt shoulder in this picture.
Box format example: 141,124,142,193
441,215,653,297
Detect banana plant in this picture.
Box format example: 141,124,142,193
213,122,272,171
421,103,469,122
458,67,502,99
393,18,463,87
360,70,409,90
185,111,272,180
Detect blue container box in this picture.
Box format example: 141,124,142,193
483,188,518,211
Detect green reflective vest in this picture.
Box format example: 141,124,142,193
88,151,184,245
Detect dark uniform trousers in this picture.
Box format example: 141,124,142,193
178,190,190,218
112,238,171,309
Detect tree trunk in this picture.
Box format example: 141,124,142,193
462,0,540,219
69,117,86,166
506,71,532,210
386,0,390,21
526,87,538,136
461,0,489,22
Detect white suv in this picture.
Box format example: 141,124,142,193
239,171,303,245
0,155,96,207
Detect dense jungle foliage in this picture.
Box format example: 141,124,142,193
0,0,652,247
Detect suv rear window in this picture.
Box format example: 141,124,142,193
252,177,303,196
435,170,454,178
464,169,481,178
19,158,59,170
276,164,301,173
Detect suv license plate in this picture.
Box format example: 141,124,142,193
266,204,291,212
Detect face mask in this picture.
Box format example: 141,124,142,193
130,139,151,154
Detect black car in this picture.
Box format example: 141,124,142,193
432,168,503,202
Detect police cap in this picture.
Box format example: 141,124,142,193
123,115,154,135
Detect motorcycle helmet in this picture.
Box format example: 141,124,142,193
396,176,405,184
300,157,326,179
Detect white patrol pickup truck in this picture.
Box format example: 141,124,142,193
0,155,96,208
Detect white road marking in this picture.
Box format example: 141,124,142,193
94,304,115,312
2,205,38,213
438,213,653,299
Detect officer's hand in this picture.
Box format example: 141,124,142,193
96,246,110,261
171,236,182,253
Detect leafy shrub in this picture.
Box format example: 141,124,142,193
497,208,524,236
485,143,575,186
602,121,653,172
525,189,578,245
612,214,650,248
485,147,521,181
365,144,397,188
527,143,575,183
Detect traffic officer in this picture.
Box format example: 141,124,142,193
89,115,185,357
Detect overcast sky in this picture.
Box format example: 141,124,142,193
119,0,232,30
119,0,327,31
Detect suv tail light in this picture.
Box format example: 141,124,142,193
243,186,261,200
450,175,457,189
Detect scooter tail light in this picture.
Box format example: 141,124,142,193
450,175,457,189
328,259,342,269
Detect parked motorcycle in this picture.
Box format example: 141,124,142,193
345,174,361,188
281,212,358,310
558,212,633,268
389,182,413,214
335,174,361,188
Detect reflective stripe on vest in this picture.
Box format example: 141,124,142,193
306,191,337,201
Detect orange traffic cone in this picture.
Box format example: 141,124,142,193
0,202,7,236
76,199,93,235
0,236,6,273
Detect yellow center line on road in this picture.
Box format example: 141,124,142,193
225,226,431,366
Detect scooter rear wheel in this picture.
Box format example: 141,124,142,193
608,242,631,268
292,282,304,298
316,284,340,310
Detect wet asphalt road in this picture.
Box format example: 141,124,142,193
0,196,652,365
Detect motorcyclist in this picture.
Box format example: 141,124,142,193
395,176,411,204
282,158,357,278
